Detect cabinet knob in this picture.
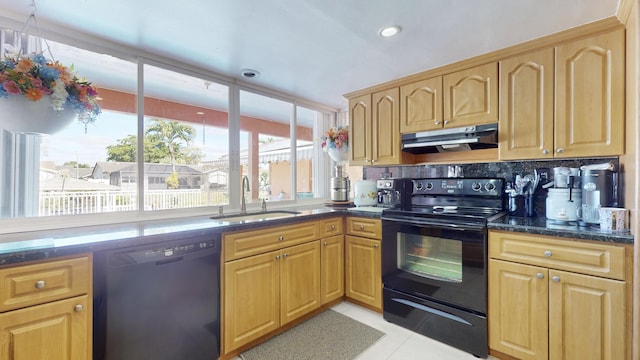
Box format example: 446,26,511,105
275,255,281,260
544,250,552,257
283,253,288,258
542,149,550,155
536,273,544,279
556,148,564,154
330,225,336,230
74,304,84,312
444,120,450,125
35,280,46,289
434,120,441,125
278,235,284,241
373,243,379,248
552,276,561,283
371,160,376,164
324,242,328,246
359,225,365,230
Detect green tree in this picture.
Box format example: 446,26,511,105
166,171,179,189
145,119,196,172
63,161,91,168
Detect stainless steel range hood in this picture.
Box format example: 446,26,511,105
401,123,498,154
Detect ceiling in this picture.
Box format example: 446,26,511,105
0,0,622,112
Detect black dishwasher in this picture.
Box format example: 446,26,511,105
93,235,220,360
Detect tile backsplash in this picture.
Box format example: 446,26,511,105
363,157,622,216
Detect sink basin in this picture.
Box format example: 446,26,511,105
210,210,300,222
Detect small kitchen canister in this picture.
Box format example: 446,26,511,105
353,180,377,207
598,207,629,232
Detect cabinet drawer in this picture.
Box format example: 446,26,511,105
0,254,91,313
346,217,381,239
319,217,343,237
224,221,319,261
489,230,625,280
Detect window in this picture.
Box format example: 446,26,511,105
0,25,338,230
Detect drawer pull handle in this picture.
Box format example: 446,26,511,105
74,304,84,312
359,225,365,230
35,280,46,289
544,250,552,257
536,273,544,279
552,276,560,283
278,235,284,241
330,225,336,230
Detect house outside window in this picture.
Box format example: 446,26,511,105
0,25,342,231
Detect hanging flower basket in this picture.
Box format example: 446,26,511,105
321,126,349,163
0,95,75,134
327,146,349,162
0,52,101,135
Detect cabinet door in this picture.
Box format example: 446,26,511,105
555,29,624,158
280,241,321,325
488,259,548,360
548,269,626,360
371,88,401,165
345,235,381,310
499,48,554,160
349,94,371,165
321,234,344,305
400,77,443,133
0,295,90,360
443,62,499,127
223,251,280,352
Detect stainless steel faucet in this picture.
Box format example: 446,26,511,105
241,175,249,214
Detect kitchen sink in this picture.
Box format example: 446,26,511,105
210,210,300,222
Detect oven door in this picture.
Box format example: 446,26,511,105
381,216,487,314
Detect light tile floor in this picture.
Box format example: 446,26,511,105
234,301,499,360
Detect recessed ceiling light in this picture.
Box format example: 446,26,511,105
240,69,260,79
379,25,401,38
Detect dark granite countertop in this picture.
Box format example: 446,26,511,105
489,215,634,245
0,206,383,266
1,206,633,267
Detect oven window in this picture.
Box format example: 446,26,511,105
397,233,462,283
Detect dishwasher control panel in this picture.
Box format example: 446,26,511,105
109,239,218,266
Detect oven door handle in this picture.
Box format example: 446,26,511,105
381,216,486,232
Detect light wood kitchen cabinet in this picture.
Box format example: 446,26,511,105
443,62,499,128
222,221,322,354
499,47,554,160
319,217,344,305
488,230,627,360
349,88,401,166
0,254,92,360
555,29,625,158
400,76,443,133
345,217,382,311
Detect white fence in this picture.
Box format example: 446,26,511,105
39,189,227,216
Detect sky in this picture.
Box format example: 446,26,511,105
40,111,233,166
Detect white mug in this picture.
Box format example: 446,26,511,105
599,207,628,232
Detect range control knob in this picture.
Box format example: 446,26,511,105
485,182,496,192
415,182,423,190
471,182,482,191
425,182,433,190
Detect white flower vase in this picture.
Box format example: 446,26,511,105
327,146,349,163
0,96,76,135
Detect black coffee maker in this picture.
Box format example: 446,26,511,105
579,168,618,226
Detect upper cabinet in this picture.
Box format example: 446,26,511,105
443,62,499,128
555,29,625,158
499,48,555,160
400,77,443,132
399,63,498,134
500,29,625,160
349,88,401,166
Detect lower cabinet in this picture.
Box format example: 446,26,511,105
0,295,90,360
0,254,92,360
488,230,627,360
223,240,321,353
345,235,381,310
320,234,344,305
